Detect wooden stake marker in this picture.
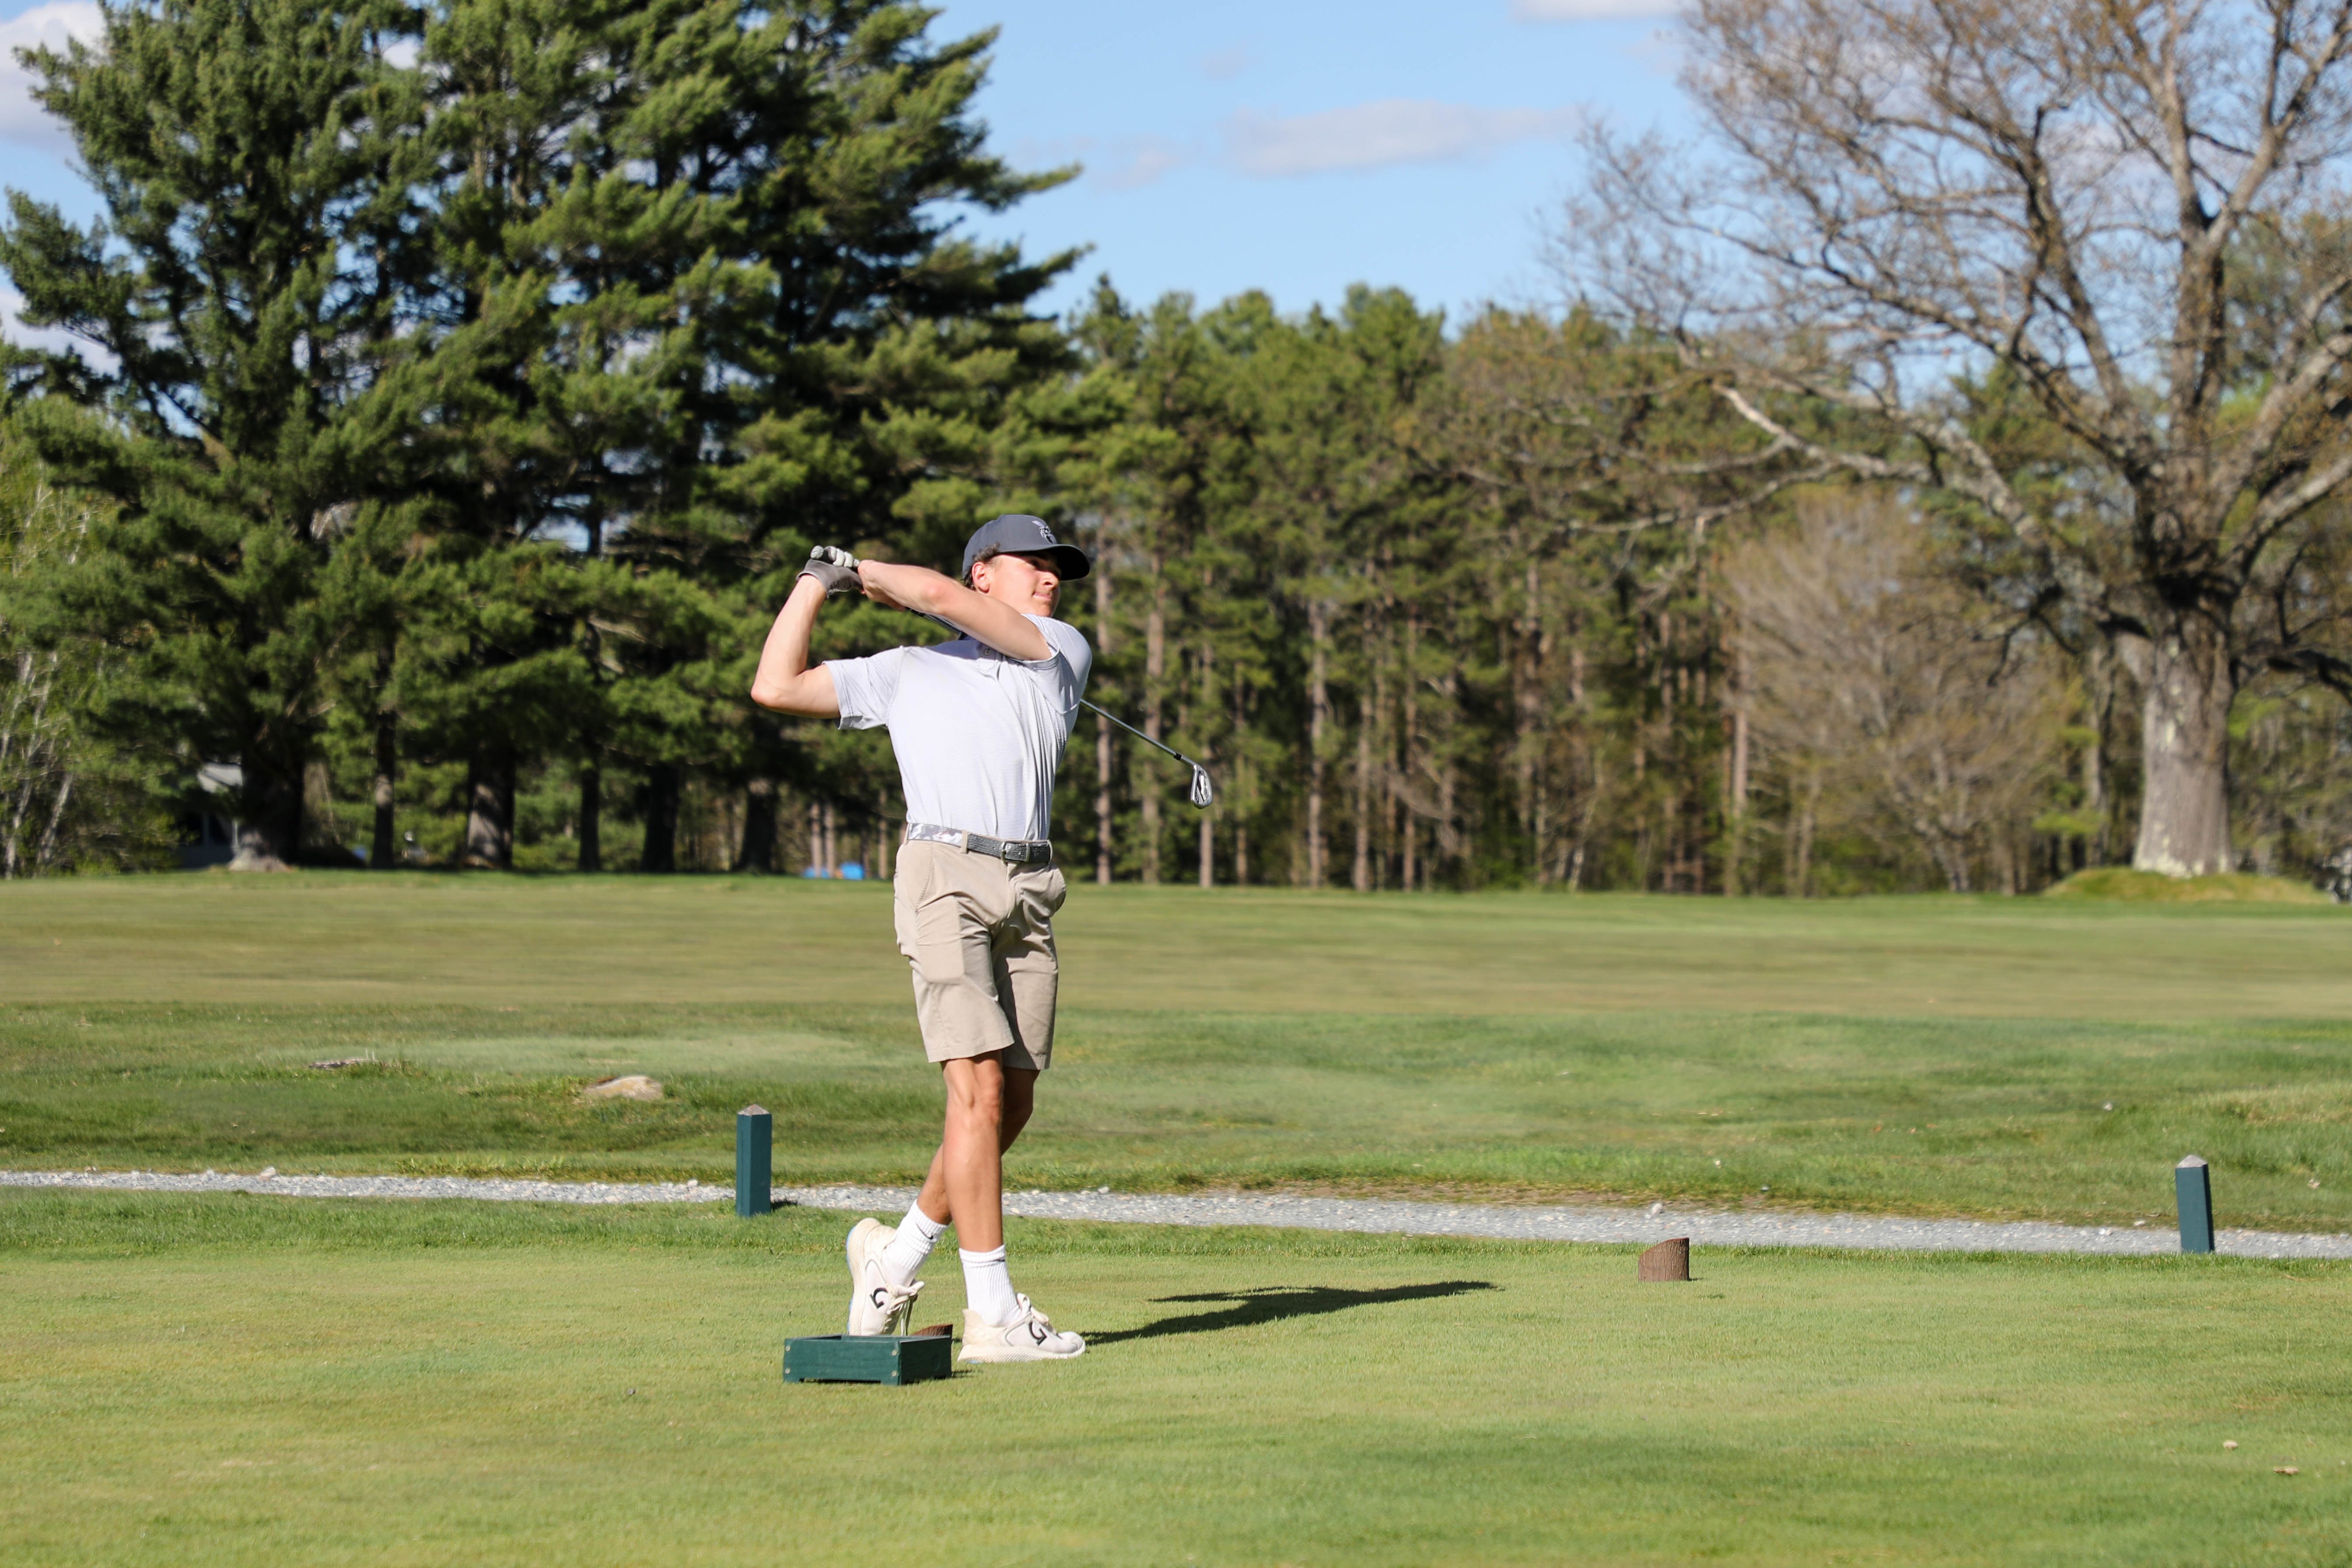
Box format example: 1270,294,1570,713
2176,1154,2215,1254
1639,1236,1691,1282
735,1105,772,1217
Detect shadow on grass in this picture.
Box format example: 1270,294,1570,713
1089,1280,1498,1346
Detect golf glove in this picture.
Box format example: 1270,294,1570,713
798,545,862,598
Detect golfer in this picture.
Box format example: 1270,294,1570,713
749,515,1092,1363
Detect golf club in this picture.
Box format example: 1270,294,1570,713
1082,698,1216,809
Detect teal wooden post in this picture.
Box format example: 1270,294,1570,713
737,1105,772,1217
2176,1155,2213,1254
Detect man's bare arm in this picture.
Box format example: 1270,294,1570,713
748,575,840,716
859,560,1051,661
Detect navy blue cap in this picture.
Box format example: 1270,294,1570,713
961,514,1090,584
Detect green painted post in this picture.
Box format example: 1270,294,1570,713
2176,1155,2213,1254
736,1105,772,1217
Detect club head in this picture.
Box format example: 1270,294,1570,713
1188,766,1215,810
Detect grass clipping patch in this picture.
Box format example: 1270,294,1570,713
2045,867,2333,904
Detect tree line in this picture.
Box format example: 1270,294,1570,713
4,0,2350,892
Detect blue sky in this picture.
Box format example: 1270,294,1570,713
1,0,1694,340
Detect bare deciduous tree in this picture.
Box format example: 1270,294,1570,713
1729,496,2067,891
2,467,94,877
1571,0,2352,875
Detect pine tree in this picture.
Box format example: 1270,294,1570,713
643,0,1079,869
0,0,426,865
387,0,723,868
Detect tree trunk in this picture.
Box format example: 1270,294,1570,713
577,755,603,873
231,749,303,871
1438,758,1458,884
1435,665,1462,878
1094,559,1115,885
1233,678,1250,887
1306,598,1330,887
464,740,514,870
1,648,54,878
1932,832,1970,894
1141,567,1165,884
1515,561,1543,883
305,760,336,857
1727,640,1750,896
1402,610,1420,891
2082,642,2113,866
2128,620,2235,877
1791,766,1822,897
640,763,679,873
1353,652,1374,894
1563,633,1590,889
34,770,71,873
1566,774,1595,891
370,703,397,871
1394,776,1411,892
737,776,778,872
1655,614,1674,892
578,588,605,873
1388,732,1402,892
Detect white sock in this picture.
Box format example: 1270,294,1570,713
880,1203,945,1288
960,1245,1022,1326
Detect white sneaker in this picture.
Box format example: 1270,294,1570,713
959,1295,1085,1362
844,1218,921,1336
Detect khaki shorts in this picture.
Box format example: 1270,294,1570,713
892,839,1068,1071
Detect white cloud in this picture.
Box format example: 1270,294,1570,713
0,0,100,150
1224,99,1583,178
1100,136,1189,191
1016,132,1198,192
1511,0,1681,19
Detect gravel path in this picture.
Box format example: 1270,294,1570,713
8,1167,2350,1259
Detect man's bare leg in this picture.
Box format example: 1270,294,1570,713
922,1054,1054,1333
910,1056,1036,1246
877,1061,1035,1305
874,1054,1071,1337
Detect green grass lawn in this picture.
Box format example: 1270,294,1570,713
8,871,2352,1018
4,1190,2348,1568
7,877,2352,1563
4,875,2350,1226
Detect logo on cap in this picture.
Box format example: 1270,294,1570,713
1035,523,1057,544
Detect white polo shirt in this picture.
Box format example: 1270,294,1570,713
827,616,1092,844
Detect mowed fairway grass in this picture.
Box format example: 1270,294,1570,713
4,1193,2351,1568
5,874,2352,1224
6,877,2352,1563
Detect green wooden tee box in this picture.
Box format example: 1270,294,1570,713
782,1333,954,1385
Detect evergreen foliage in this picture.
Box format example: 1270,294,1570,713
2,0,2346,890
1,0,425,865
0,419,173,874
